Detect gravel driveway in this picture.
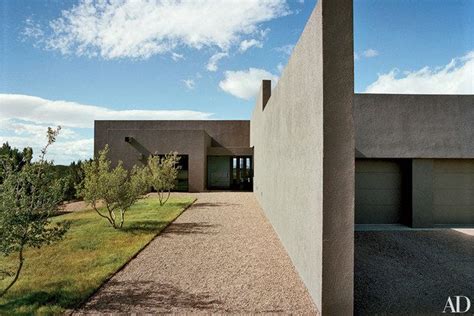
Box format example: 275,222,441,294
355,229,474,315
75,192,317,315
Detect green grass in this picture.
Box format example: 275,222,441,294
0,196,195,315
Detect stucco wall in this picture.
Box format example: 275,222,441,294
251,0,354,313
94,120,250,192
354,94,474,158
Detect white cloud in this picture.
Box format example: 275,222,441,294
206,52,228,72
0,134,93,165
0,94,213,128
239,39,263,52
182,79,195,90
363,49,379,58
171,52,185,62
365,51,474,94
354,52,360,61
26,0,290,60
0,94,213,164
219,68,279,100
275,44,294,55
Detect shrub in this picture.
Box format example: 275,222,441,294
147,152,181,206
78,145,149,229
0,127,69,298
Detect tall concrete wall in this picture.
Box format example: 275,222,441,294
250,0,354,314
354,94,474,158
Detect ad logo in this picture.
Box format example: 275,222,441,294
443,296,471,314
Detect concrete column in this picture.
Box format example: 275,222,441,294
411,159,434,228
321,0,354,314
261,80,271,111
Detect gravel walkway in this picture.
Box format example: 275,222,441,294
75,192,317,315
355,229,474,315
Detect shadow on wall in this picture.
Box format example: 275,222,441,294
355,229,474,315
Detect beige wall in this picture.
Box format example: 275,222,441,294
354,94,474,158
251,0,354,314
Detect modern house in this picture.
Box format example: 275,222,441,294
94,0,473,314
94,120,253,192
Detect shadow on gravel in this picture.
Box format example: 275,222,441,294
192,202,240,209
355,229,474,315
161,222,219,235
82,280,223,313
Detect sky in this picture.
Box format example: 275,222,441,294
0,0,473,164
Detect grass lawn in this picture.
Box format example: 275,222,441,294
0,195,195,315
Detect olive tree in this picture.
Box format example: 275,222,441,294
147,152,181,206
0,127,69,298
78,145,149,229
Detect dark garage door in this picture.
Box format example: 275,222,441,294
356,160,406,224
433,160,474,225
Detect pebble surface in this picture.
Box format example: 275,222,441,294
75,192,318,315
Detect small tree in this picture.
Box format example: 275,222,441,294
148,152,181,206
78,145,149,229
0,127,69,298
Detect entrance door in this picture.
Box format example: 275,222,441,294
207,156,231,189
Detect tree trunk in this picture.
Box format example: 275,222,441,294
0,246,24,298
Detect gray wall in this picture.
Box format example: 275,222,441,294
354,94,474,158
94,120,250,192
251,0,354,313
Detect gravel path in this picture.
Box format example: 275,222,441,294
75,192,317,315
355,229,474,315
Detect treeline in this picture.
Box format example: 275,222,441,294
0,142,89,202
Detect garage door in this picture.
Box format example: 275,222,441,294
433,160,474,225
356,160,406,224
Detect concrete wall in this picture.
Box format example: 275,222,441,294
354,94,474,158
94,120,250,192
250,0,354,313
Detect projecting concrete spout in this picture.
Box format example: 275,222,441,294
261,80,271,111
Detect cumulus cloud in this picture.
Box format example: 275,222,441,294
25,0,290,60
0,133,93,165
0,94,213,128
206,52,228,72
171,52,185,62
0,94,213,164
182,79,195,90
363,49,379,58
275,44,294,55
239,39,263,52
219,68,279,100
365,51,474,94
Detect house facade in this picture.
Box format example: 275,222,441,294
94,120,253,192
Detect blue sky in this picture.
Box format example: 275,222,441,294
0,0,473,164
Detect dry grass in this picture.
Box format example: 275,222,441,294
0,196,195,315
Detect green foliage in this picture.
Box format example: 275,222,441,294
0,142,33,183
78,145,149,229
147,152,181,206
0,127,70,298
0,196,195,314
53,160,89,201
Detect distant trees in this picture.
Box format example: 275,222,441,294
0,127,69,298
52,160,89,201
0,142,33,183
78,145,149,229
147,152,181,206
